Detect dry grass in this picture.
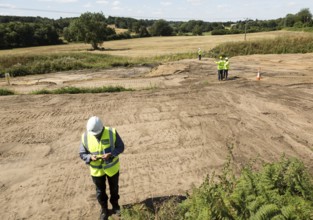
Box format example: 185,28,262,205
0,31,311,58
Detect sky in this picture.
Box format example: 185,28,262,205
0,0,312,22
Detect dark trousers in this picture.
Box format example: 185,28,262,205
198,55,201,60
92,172,120,210
224,70,228,79
218,70,223,80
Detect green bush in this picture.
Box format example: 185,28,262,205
9,63,31,76
209,35,313,57
122,156,313,220
0,52,197,78
31,89,51,95
0,88,15,95
0,53,133,76
211,29,230,35
31,86,133,95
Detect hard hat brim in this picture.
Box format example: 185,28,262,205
88,130,101,135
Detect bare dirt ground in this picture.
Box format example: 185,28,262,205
0,53,313,219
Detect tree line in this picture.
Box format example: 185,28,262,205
0,8,312,50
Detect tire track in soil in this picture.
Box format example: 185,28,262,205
1,55,313,219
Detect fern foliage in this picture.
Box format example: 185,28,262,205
122,156,313,220
180,156,313,220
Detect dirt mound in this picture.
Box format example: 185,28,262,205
0,54,313,219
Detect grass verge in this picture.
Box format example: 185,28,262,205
284,27,313,32
31,86,134,95
209,35,313,57
0,52,196,77
0,88,15,96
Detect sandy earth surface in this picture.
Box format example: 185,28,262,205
0,53,313,219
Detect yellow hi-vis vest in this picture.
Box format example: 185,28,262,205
215,60,225,70
82,127,120,177
224,61,229,70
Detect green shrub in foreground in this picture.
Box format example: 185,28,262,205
0,88,15,96
32,86,133,95
1,53,133,77
122,157,313,220
1,52,198,78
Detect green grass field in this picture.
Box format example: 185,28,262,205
1,30,313,77
1,30,310,58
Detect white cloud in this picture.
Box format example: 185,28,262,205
217,4,230,9
83,3,92,8
153,10,163,16
161,1,172,6
96,0,109,4
55,0,78,2
37,0,78,3
112,1,120,6
186,0,204,5
287,2,296,7
135,9,144,15
112,7,122,10
0,3,15,8
0,11,12,15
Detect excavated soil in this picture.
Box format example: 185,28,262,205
0,54,313,219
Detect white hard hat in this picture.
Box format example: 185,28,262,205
86,116,103,135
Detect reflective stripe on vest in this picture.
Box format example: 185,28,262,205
82,127,120,177
90,157,119,169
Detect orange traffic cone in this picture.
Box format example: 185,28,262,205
256,70,261,80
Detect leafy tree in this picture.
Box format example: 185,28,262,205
114,17,128,29
178,22,188,33
284,14,296,27
0,25,7,49
192,25,203,36
138,26,150,37
131,21,140,33
149,19,173,36
64,12,115,50
54,17,72,35
296,8,312,24
0,20,61,49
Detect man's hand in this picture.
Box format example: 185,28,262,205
90,153,112,161
90,155,98,161
103,153,112,160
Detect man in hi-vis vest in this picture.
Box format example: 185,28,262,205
198,48,203,60
215,56,225,81
224,57,230,80
79,116,124,220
